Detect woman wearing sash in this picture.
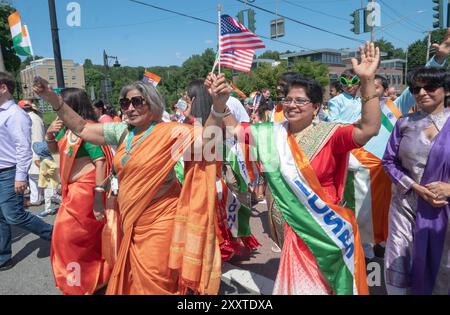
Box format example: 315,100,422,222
34,75,230,295
207,42,381,294
44,88,114,294
382,68,450,295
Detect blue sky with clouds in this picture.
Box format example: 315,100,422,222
11,0,436,67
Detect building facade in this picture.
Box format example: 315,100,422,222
20,58,85,110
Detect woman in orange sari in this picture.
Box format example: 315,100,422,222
44,88,114,294
34,75,230,295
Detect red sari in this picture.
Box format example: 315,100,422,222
51,130,114,295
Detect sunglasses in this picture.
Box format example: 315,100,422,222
409,85,441,95
119,96,146,111
340,75,360,86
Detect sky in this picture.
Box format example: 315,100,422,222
9,0,436,67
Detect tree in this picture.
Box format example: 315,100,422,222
374,38,405,59
258,50,280,60
291,58,330,87
0,5,21,73
233,58,329,99
407,29,449,71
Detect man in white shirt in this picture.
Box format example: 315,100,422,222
226,96,250,123
19,100,45,207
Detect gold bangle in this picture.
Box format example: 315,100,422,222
361,94,379,103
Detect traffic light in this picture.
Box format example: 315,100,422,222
236,10,245,25
350,10,360,35
248,9,256,33
363,9,371,33
432,0,444,29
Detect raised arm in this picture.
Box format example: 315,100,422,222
32,77,106,146
351,42,381,146
204,73,239,139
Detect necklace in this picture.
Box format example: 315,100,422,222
121,121,158,166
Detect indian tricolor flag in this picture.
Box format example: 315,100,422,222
343,99,402,246
143,70,161,87
8,11,33,57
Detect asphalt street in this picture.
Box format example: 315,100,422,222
0,201,387,295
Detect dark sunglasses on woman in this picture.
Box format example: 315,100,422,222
119,96,146,111
409,84,441,95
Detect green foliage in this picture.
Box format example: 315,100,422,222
0,5,20,73
374,38,406,59
290,58,330,87
258,50,281,61
407,29,450,71
234,58,329,99
42,111,57,126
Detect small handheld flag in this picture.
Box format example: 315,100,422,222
142,70,161,87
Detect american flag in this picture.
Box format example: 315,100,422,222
220,14,265,53
220,49,254,72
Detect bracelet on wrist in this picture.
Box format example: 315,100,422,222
45,135,56,142
361,93,379,104
211,105,231,118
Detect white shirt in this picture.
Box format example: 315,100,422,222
226,96,250,123
28,111,45,175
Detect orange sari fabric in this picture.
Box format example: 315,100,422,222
52,131,114,295
106,122,221,295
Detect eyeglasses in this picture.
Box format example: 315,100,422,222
119,96,146,111
340,75,360,87
281,97,312,106
409,85,441,95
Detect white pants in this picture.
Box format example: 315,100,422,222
29,174,43,204
44,187,56,212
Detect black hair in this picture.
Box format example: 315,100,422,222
187,79,213,126
93,100,106,115
61,88,98,122
0,72,15,95
330,81,343,93
286,77,324,105
105,104,118,117
341,69,355,78
279,71,305,83
407,67,448,92
374,74,389,90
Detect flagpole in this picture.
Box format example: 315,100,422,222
218,3,221,74
24,25,35,60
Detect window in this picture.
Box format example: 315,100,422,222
72,76,76,80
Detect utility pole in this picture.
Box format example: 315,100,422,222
48,0,65,88
404,48,408,85
426,31,432,62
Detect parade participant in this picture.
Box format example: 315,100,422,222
44,88,114,294
32,142,59,218
386,87,398,101
328,33,449,258
19,99,45,207
93,100,115,123
0,72,52,271
33,75,230,295
207,42,381,295
271,72,305,123
183,79,259,261
382,67,450,295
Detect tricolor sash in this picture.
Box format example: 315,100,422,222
216,177,252,238
343,98,400,245
251,122,368,295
